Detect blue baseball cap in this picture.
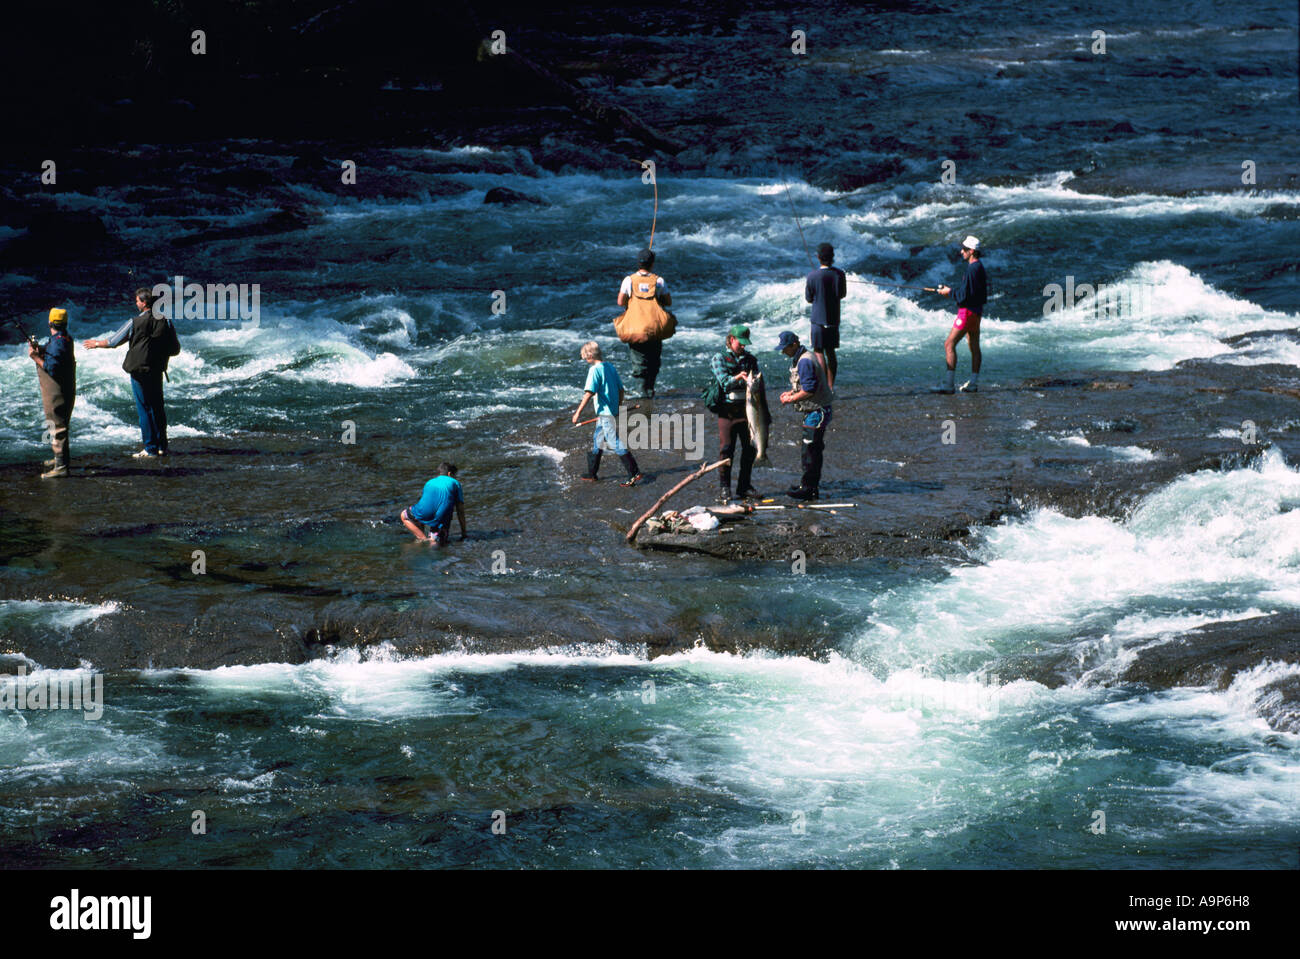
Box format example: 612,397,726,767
776,330,800,351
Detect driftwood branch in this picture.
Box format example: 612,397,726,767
626,458,730,544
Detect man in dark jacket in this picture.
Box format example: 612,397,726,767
29,308,76,479
84,288,170,457
935,235,988,393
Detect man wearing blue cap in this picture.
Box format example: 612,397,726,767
776,330,833,500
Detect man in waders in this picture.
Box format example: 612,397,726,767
935,235,987,394
573,341,642,486
805,242,846,390
709,324,760,505
615,248,674,402
28,308,76,479
776,330,833,501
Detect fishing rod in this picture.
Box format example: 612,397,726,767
753,502,857,511
779,166,815,271
851,278,940,293
649,170,658,251
5,317,39,349
751,272,938,293
634,159,659,251
770,180,940,292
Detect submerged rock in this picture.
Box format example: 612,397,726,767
483,186,546,206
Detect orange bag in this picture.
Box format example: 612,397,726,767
613,272,676,344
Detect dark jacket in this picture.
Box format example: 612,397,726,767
123,309,168,375
949,258,989,312
43,329,76,389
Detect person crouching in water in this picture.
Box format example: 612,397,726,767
400,462,467,546
572,341,642,486
29,308,76,479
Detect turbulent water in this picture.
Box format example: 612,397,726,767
2,0,1298,867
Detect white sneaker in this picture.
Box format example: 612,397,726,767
131,449,158,458
960,381,978,393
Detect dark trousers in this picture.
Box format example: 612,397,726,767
628,340,662,394
130,370,168,453
39,371,74,466
717,415,755,493
800,407,831,492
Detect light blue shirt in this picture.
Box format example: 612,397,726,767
583,361,623,416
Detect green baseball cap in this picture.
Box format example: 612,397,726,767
727,324,751,345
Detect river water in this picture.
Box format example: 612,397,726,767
1,0,1297,867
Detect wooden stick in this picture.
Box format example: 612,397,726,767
625,458,731,543
573,404,640,428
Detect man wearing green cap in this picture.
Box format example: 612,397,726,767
28,308,76,479
709,324,761,504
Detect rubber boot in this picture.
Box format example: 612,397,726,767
41,454,69,480
618,452,642,487
582,450,602,481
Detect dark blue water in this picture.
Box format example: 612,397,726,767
1,0,1297,867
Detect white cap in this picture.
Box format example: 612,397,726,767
962,235,980,250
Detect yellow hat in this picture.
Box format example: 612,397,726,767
48,308,68,327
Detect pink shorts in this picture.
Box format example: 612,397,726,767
953,308,981,332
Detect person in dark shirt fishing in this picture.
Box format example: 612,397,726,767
805,242,846,390
935,235,988,393
28,308,76,479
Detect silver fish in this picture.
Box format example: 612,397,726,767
746,370,773,467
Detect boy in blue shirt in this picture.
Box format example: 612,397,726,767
571,341,642,486
400,462,467,546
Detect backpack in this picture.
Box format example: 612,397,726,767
613,272,676,344
162,317,181,357
701,376,728,415
147,313,180,372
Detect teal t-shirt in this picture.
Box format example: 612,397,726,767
409,475,463,525
583,361,623,416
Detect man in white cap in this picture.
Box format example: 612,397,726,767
935,235,988,393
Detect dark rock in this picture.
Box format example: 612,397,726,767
808,156,905,192
483,186,546,206
0,208,119,265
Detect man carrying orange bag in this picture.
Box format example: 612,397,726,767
614,248,676,402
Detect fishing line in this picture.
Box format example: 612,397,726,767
778,166,815,270
650,173,658,251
